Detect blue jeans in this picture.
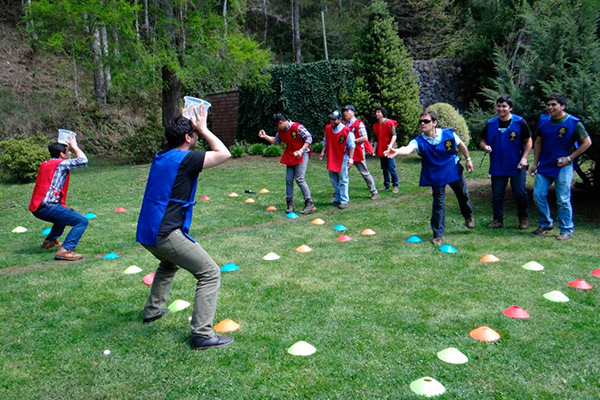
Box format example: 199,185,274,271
329,155,350,204
379,157,399,188
533,166,574,234
285,152,312,202
33,204,89,251
430,163,473,238
491,169,529,222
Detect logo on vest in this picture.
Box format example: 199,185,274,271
445,140,453,151
558,127,568,138
339,135,346,144
291,131,297,139
509,131,517,141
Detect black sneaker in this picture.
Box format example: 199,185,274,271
189,334,234,350
532,226,553,235
143,309,169,324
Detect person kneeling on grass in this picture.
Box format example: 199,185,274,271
137,107,233,351
258,113,316,214
29,136,89,261
385,110,474,246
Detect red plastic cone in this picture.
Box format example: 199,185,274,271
567,279,593,290
502,305,530,319
337,234,352,242
591,268,600,277
142,272,155,286
200,195,211,201
115,207,127,213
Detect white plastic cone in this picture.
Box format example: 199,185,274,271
263,252,280,260
12,226,27,233
543,290,570,302
287,341,316,356
124,265,142,274
168,299,190,312
437,347,468,364
522,261,544,271
409,376,446,397
296,245,312,253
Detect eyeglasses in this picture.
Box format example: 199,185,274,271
419,119,432,124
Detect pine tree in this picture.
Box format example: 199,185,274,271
352,0,421,141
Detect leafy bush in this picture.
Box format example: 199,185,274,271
426,103,470,147
119,110,165,164
249,143,267,155
263,145,282,157
0,135,49,183
312,142,323,153
230,144,245,158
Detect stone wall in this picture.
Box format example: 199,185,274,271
413,59,468,112
207,91,240,147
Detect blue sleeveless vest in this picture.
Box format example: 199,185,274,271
537,114,579,178
416,129,460,187
136,149,198,246
487,115,523,177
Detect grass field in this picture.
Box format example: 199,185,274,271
1,153,599,399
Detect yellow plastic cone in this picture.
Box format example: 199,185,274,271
124,265,142,274
245,198,256,203
287,341,316,356
361,228,376,236
437,347,468,364
228,192,239,197
296,244,312,253
522,261,544,271
311,218,325,225
214,318,241,333
480,254,500,262
263,252,280,260
168,299,190,312
259,188,269,194
12,226,27,233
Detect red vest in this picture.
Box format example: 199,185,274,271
347,119,366,162
373,119,398,157
325,124,350,173
278,122,305,166
29,159,70,212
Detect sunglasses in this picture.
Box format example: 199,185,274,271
419,119,432,124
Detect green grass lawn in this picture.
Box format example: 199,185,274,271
1,153,599,399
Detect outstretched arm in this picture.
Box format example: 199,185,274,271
258,129,277,145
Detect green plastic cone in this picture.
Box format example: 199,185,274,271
168,299,191,312
522,261,544,271
437,347,468,364
543,290,569,302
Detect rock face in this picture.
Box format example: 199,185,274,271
413,59,468,112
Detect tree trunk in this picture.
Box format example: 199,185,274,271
91,26,107,107
263,0,268,43
293,1,301,63
161,65,181,128
144,0,150,39
134,0,140,39
101,24,112,92
223,0,228,29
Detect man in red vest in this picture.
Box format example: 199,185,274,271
29,136,89,261
320,110,355,209
258,113,316,214
373,106,399,193
343,105,379,200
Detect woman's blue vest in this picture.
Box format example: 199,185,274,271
415,129,460,187
537,114,579,178
487,115,523,177
136,149,198,246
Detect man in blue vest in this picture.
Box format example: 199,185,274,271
137,106,233,350
385,110,474,246
480,95,533,230
529,93,591,241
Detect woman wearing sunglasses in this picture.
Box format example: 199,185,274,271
384,110,474,246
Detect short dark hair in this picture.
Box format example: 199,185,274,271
496,95,513,108
547,92,568,107
273,113,287,125
48,142,67,158
374,106,387,118
165,117,194,148
421,110,438,122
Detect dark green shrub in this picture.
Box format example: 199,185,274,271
119,110,165,164
0,135,49,183
249,143,267,155
312,142,323,153
230,144,245,158
263,145,282,157
426,103,470,147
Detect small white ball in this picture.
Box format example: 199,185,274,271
103,349,111,355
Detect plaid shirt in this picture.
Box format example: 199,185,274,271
275,122,313,151
42,157,88,205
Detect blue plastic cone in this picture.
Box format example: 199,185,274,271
439,244,457,253
221,263,239,272
84,212,97,219
103,252,119,259
333,224,348,232
286,212,299,219
41,228,52,235
406,235,422,243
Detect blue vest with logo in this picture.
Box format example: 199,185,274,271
136,149,198,246
537,114,579,178
415,129,459,187
487,114,523,177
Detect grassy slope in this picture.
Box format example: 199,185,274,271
0,153,599,399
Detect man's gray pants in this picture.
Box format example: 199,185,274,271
353,160,378,194
142,229,221,338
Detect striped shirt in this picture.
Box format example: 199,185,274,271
42,157,88,205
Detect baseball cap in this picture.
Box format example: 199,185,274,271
328,110,342,119
343,105,356,113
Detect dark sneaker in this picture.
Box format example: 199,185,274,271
54,248,83,261
299,200,316,215
518,216,529,230
556,233,572,241
533,226,553,235
392,186,399,194
42,239,62,249
143,309,169,324
285,200,295,213
487,220,504,229
338,203,349,210
330,201,341,207
432,237,443,246
370,192,379,200
189,334,234,350
465,218,475,229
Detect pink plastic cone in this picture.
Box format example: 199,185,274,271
567,279,593,290
591,268,600,277
200,195,210,201
337,234,352,242
502,305,530,319
142,272,155,286
115,207,127,213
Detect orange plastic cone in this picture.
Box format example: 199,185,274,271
311,218,325,225
115,207,127,213
567,279,593,290
266,205,277,211
470,326,500,342
480,254,500,263
502,305,530,319
245,198,255,203
228,192,239,197
296,244,312,253
259,188,269,194
214,318,241,333
361,228,376,236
